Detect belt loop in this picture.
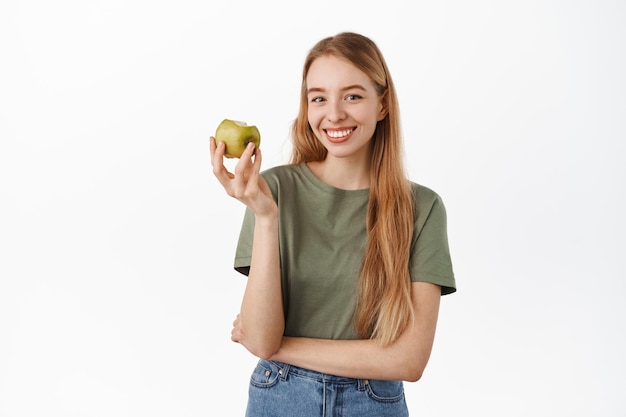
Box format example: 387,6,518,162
278,363,290,381
357,379,368,391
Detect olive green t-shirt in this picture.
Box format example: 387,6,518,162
234,163,455,340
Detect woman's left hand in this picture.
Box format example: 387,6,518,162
231,314,244,344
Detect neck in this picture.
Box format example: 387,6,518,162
307,155,371,190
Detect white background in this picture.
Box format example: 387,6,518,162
1,0,625,416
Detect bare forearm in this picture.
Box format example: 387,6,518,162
239,212,284,358
272,334,431,382
272,283,441,381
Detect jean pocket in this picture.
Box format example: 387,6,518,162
249,360,282,389
365,379,405,403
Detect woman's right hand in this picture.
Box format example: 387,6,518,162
210,136,277,218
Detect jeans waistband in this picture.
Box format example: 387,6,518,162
264,360,369,389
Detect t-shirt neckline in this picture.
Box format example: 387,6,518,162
297,163,370,198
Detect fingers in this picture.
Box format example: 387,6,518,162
233,142,258,178
242,141,257,160
209,136,222,162
210,137,235,186
231,327,241,343
228,143,260,199
247,145,263,185
231,314,241,343
210,136,266,210
209,136,225,173
209,136,216,154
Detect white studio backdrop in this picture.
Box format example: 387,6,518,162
1,0,625,416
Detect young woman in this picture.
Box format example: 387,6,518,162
210,31,456,417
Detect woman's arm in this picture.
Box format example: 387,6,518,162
210,137,284,359
271,281,441,382
235,211,283,359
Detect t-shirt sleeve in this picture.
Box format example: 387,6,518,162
232,168,281,277
410,188,456,295
233,206,255,276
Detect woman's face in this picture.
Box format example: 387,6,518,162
306,55,386,162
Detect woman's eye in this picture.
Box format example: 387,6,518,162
311,96,325,103
346,94,361,101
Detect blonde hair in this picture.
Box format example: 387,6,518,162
290,32,414,345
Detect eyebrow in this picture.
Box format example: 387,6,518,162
306,84,368,95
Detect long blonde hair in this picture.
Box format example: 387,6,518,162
290,32,414,345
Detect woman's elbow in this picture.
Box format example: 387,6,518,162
252,346,280,360
236,318,284,359
246,338,282,360
403,366,424,383
396,357,427,382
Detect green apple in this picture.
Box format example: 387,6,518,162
214,119,261,159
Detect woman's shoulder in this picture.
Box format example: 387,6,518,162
259,164,311,195
410,181,442,202
409,181,448,217
261,163,306,183
261,163,302,177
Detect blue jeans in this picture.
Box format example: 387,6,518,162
245,359,409,417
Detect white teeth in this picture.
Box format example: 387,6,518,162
327,129,353,138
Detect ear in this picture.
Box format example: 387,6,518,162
377,92,389,121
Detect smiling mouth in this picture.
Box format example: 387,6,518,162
325,128,355,143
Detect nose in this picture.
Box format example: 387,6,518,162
327,99,346,123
